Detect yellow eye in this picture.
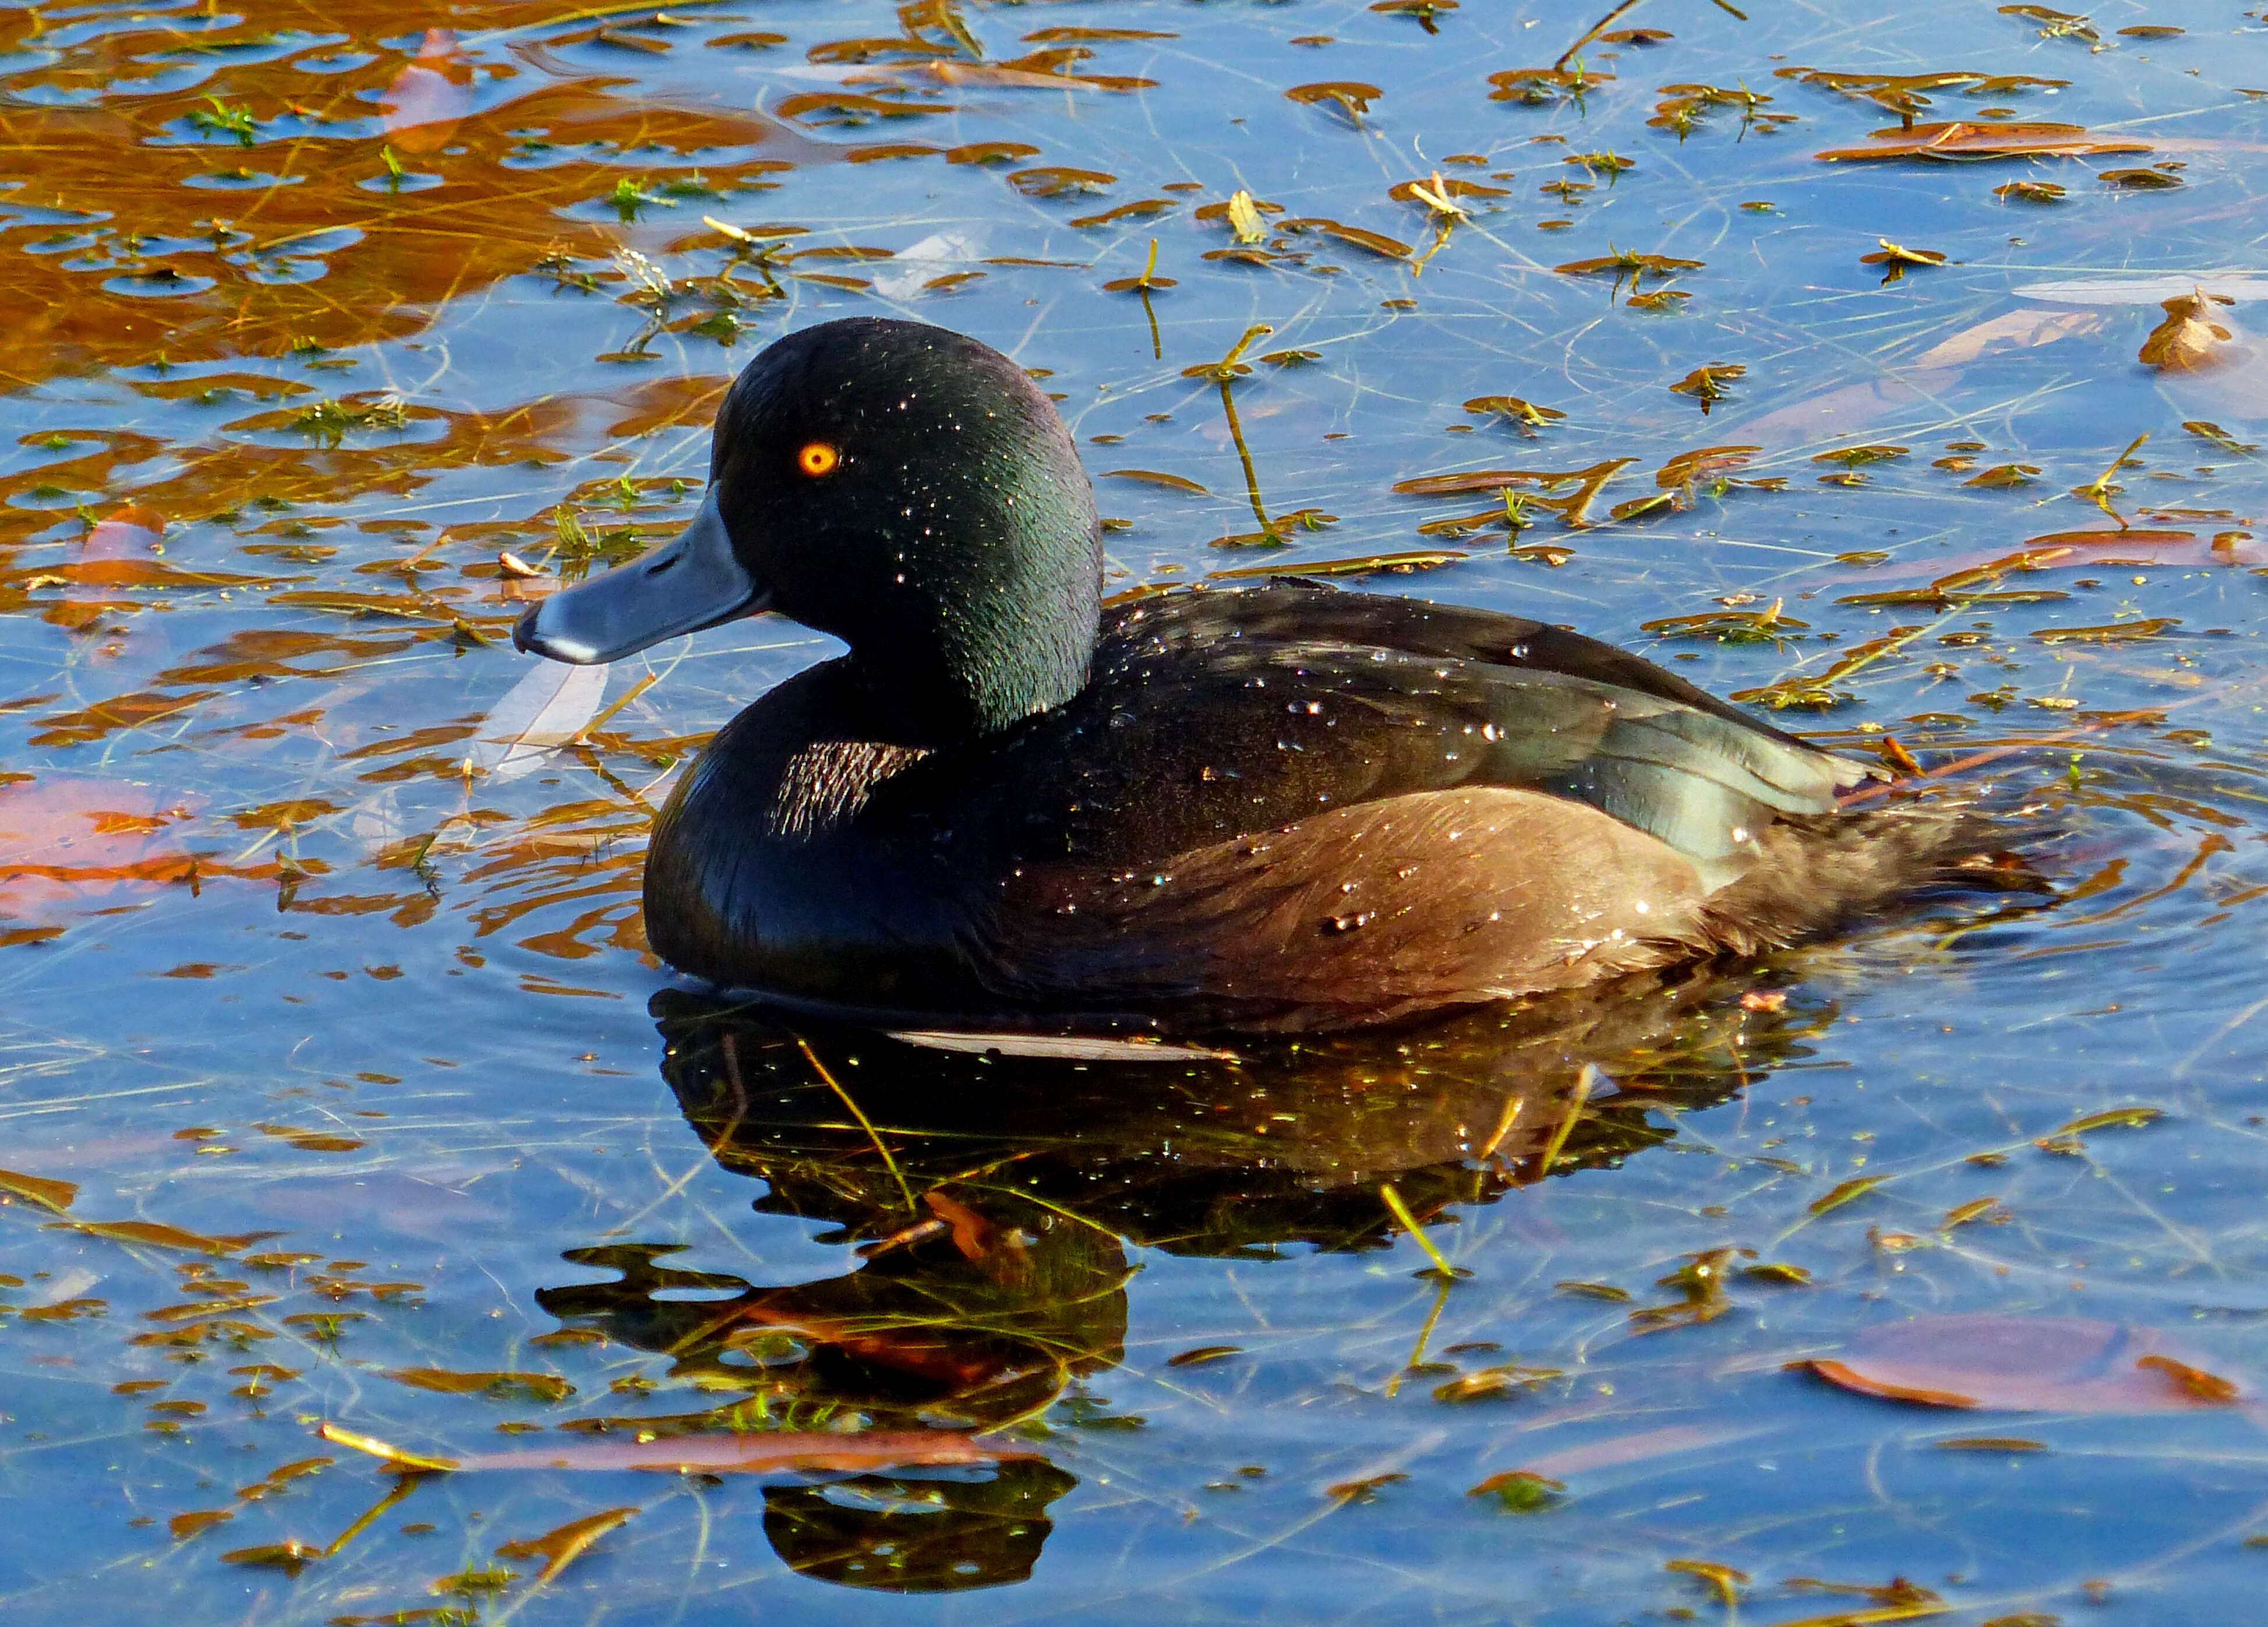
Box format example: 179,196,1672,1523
797,441,840,477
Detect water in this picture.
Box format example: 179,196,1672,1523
3,1,2268,1622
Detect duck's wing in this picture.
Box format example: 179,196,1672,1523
1019,582,1875,888
1114,577,1829,750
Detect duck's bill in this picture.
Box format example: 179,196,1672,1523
513,488,772,665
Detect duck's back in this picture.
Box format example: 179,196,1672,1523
645,581,1945,1032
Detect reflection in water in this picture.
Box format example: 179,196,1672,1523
532,972,1838,1591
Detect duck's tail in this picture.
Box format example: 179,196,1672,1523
1686,802,2041,959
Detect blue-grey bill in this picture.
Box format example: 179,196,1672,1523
513,487,771,664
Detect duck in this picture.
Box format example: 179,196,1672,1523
515,316,1988,1034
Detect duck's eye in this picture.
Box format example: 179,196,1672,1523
797,441,840,478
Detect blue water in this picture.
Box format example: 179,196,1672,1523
3,1,2268,1622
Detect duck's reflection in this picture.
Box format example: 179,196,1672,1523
535,972,1836,1591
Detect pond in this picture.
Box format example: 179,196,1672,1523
3,0,2267,1621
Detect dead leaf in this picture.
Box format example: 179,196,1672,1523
1100,469,1207,495
1804,1315,2252,1412
1464,396,1564,430
1669,364,1745,414
1817,120,2150,163
48,1220,266,1254
1285,81,1381,119
494,1507,639,1584
2139,291,2236,370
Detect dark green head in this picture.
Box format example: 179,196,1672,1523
517,317,1103,742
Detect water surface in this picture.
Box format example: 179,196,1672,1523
4,1,2268,1622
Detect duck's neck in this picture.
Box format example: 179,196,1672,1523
846,518,1102,747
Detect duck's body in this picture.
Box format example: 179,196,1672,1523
519,318,1980,1034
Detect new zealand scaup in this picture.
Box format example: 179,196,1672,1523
516,317,1986,1033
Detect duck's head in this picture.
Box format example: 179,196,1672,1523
515,317,1101,742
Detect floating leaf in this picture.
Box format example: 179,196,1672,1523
1994,179,2067,203
1669,364,1746,414
946,141,1041,165
1327,1471,1409,1503
1656,444,1762,496
0,1167,77,1213
1370,0,1457,30
1101,237,1176,294
1464,396,1565,431
1666,1559,1749,1605
2032,619,2179,645
1809,1174,1887,1215
1740,1262,1814,1286
2138,1354,2241,1403
2000,3,2100,44
146,1294,278,1321
1211,550,1460,580
1488,65,1616,104
1813,443,1909,467
2054,1105,2165,1134
388,1368,575,1403
1285,81,1382,120
1609,493,1677,523
1023,27,1179,42
434,1568,516,1595
1555,248,1703,280
493,1507,639,1585
1804,1315,2250,1412
1101,469,1207,495
2101,167,2183,189
1166,1345,1244,1367
2020,527,2194,549
2184,419,2259,454
1393,459,1633,527
1281,218,1412,259
773,91,949,125
1817,120,2148,162
1390,176,1509,207
1433,1365,1560,1403
1942,1198,2009,1229
2139,291,2235,370
1468,1470,1565,1511
1069,198,1178,230
1005,167,1116,199
1860,239,1946,284
1197,190,1280,244
222,1540,319,1576
48,1220,262,1254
